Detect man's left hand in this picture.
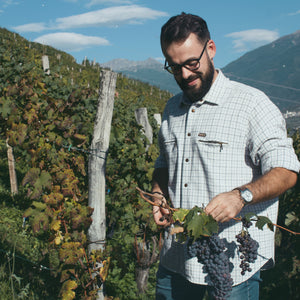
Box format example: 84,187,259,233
205,190,244,222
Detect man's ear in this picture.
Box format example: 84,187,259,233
207,39,216,60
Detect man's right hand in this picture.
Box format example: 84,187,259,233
152,168,170,226
152,194,170,226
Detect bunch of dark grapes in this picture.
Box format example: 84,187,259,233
236,218,259,275
241,216,252,229
188,234,233,300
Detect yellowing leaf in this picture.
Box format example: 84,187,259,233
51,220,61,231
60,280,77,300
73,133,86,141
172,208,190,223
54,231,63,245
100,257,110,282
54,236,62,245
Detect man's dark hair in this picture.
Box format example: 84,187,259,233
160,12,210,50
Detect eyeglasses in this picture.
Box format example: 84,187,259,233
164,40,209,75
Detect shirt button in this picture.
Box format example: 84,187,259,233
185,158,189,162
191,109,195,112
187,133,191,136
184,183,188,187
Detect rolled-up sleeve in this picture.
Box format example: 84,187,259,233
248,94,300,174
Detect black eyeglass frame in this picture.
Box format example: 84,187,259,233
164,40,209,75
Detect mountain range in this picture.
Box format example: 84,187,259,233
101,57,181,94
101,30,300,113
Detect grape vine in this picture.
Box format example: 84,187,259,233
137,187,300,299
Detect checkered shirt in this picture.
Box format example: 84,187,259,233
154,70,300,286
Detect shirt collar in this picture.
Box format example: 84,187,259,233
180,69,228,106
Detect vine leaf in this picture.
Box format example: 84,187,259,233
202,215,219,236
285,212,299,226
59,242,85,264
183,206,218,240
244,212,258,222
100,257,111,282
256,216,274,231
60,279,78,300
172,208,189,223
185,213,205,240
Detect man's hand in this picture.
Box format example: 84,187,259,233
205,190,244,223
205,168,298,223
152,167,170,226
152,195,170,226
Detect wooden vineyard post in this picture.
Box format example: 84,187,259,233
135,107,153,146
154,113,161,127
42,55,50,75
88,69,117,299
6,139,18,194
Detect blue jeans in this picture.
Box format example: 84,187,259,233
156,264,262,300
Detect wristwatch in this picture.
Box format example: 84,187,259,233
234,187,253,206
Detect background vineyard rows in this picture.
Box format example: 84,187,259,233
0,27,299,299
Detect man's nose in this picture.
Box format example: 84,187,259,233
180,66,194,79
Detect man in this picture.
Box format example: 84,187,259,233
152,12,299,300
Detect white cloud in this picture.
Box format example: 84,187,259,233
86,0,133,7
11,5,167,34
288,9,300,16
225,29,279,52
154,57,164,63
13,22,47,33
34,32,110,52
55,5,168,29
2,0,19,8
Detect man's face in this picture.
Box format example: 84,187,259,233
163,33,217,102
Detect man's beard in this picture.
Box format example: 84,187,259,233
176,60,214,102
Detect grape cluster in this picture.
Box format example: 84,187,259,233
188,234,233,300
236,219,259,275
241,217,252,229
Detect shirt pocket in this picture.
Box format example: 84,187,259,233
163,139,178,170
197,139,229,160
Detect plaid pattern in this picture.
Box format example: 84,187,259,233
155,70,300,285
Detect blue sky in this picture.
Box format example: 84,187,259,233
0,0,299,68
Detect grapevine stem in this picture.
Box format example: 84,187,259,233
137,187,300,235
233,217,300,235
136,187,178,212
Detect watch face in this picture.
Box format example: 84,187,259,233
242,189,253,203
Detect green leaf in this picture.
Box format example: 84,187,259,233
32,212,49,233
59,242,85,264
244,212,258,222
0,97,13,118
172,208,190,223
22,168,40,186
184,207,218,240
186,213,205,240
184,206,203,224
255,215,274,231
202,214,218,236
31,171,52,199
285,212,299,226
